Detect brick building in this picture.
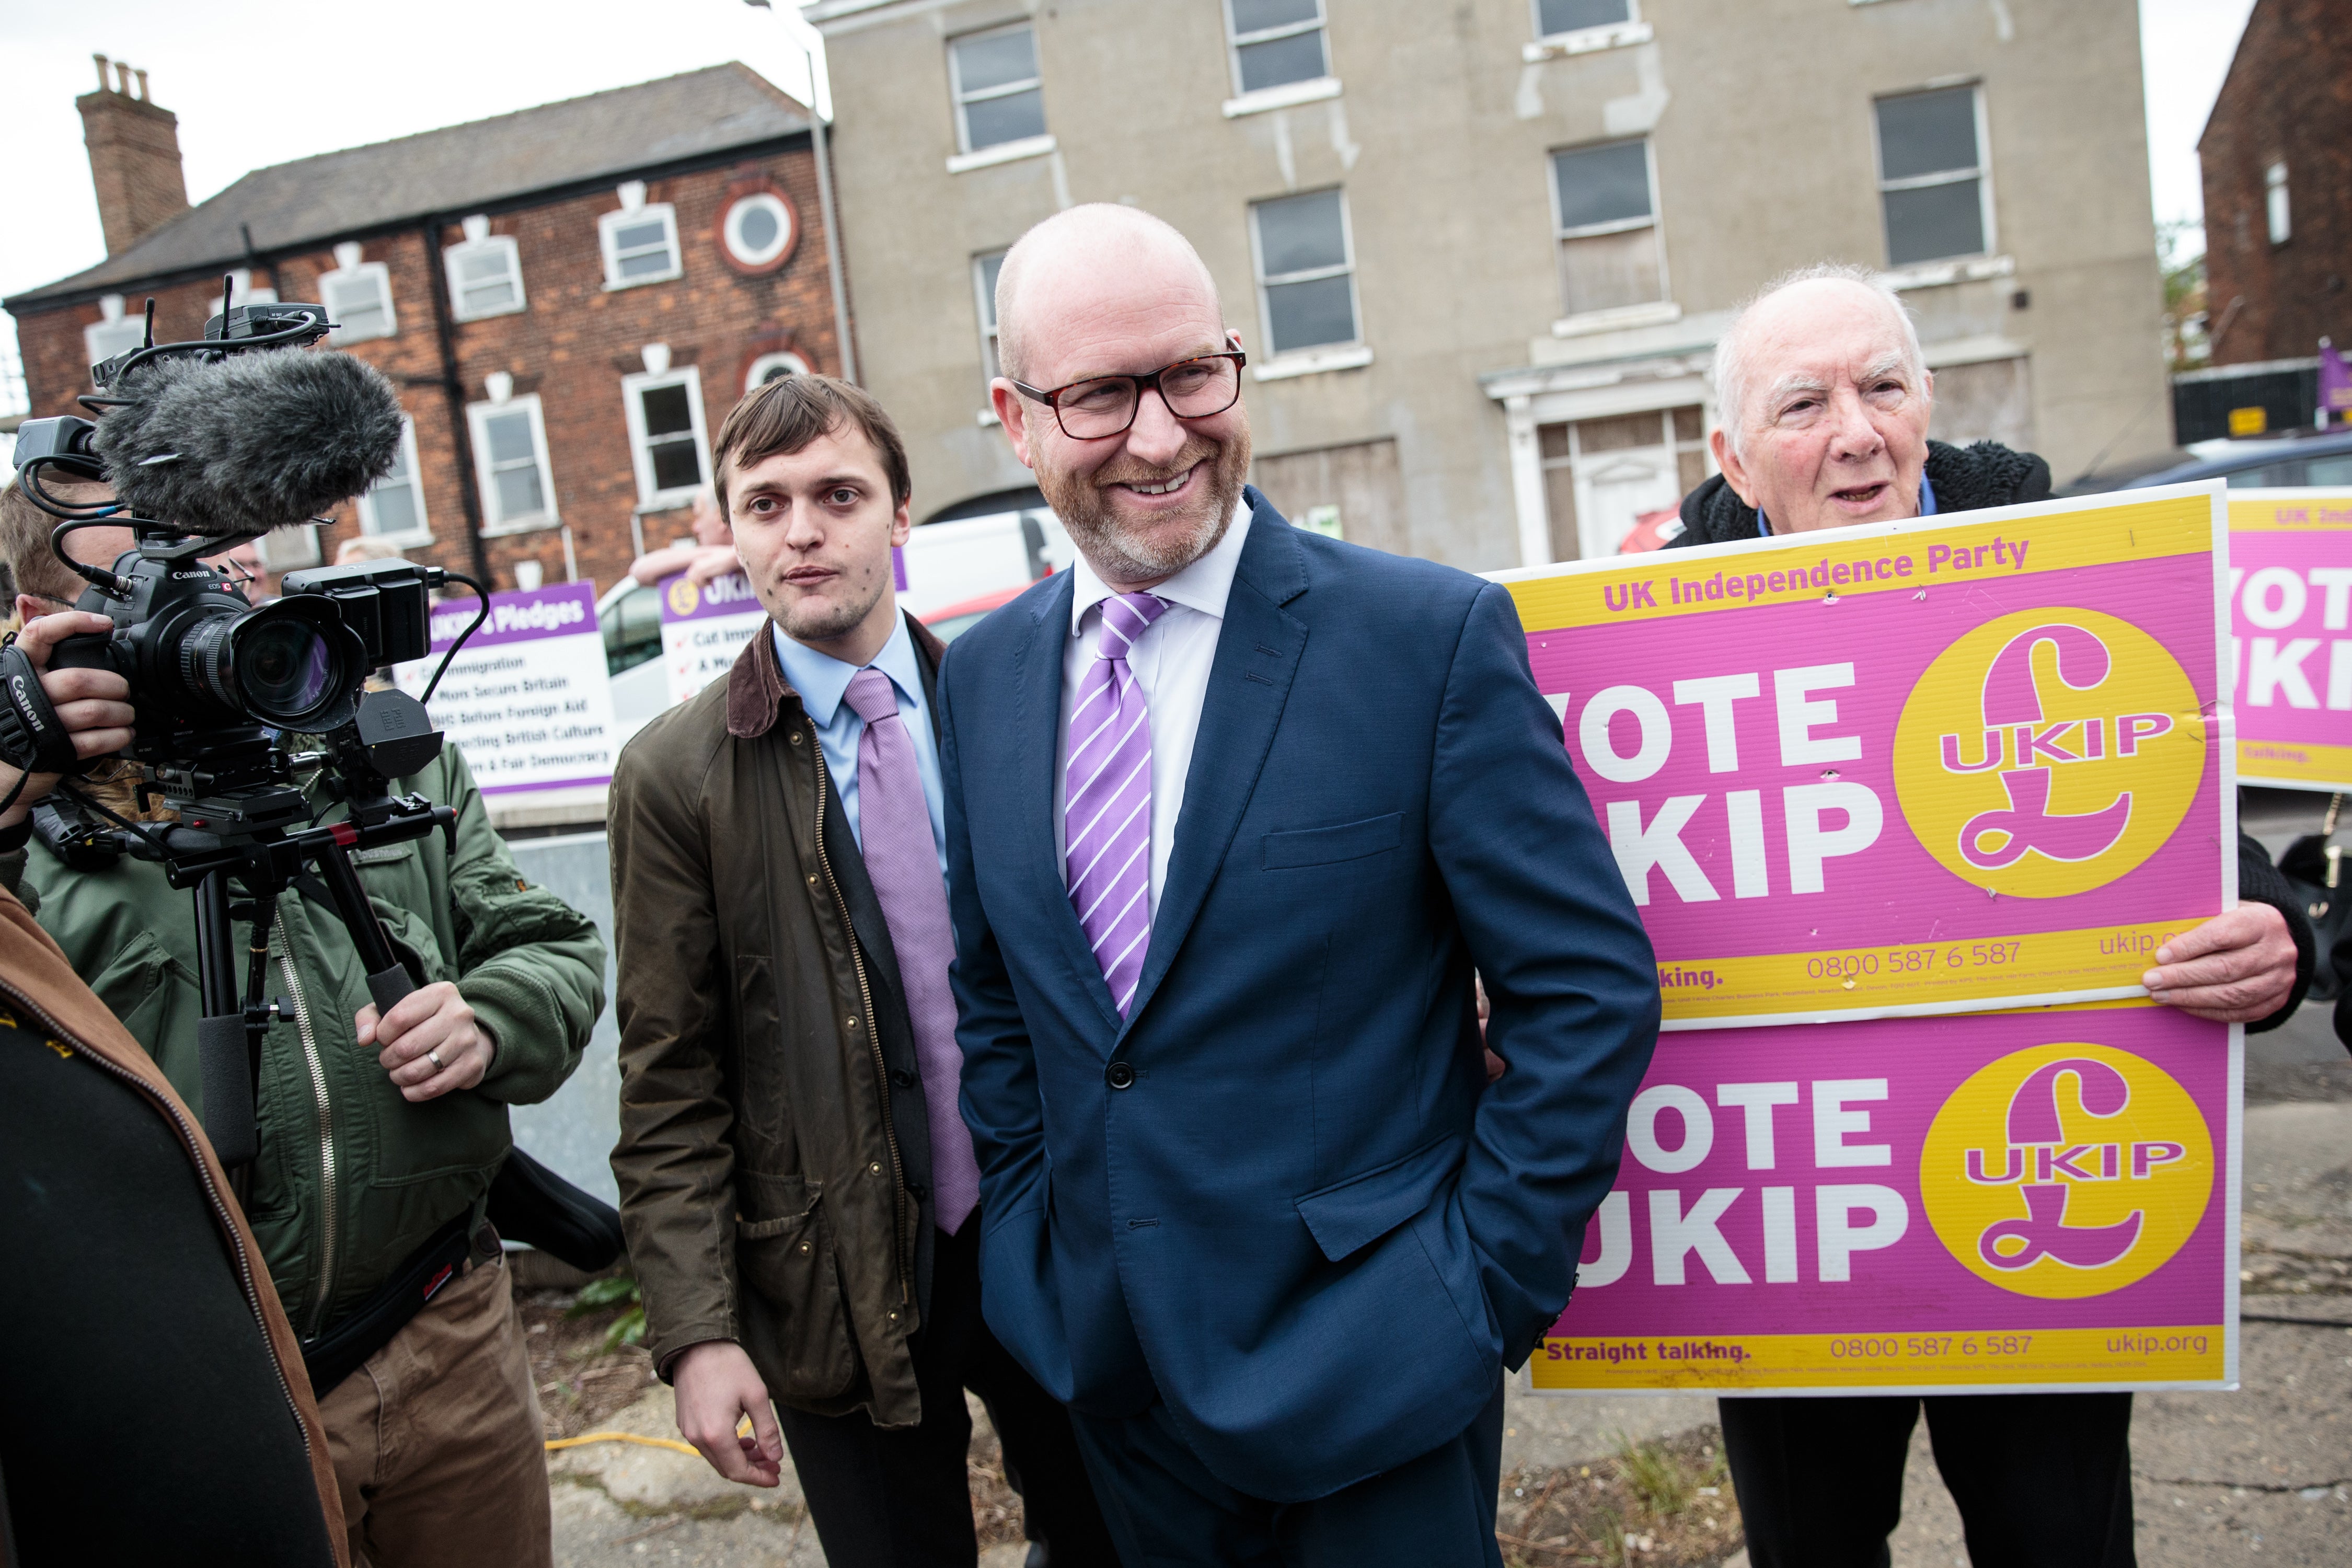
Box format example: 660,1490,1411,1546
2197,0,2351,375
6,61,848,595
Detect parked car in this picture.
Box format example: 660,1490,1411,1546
2065,428,2352,494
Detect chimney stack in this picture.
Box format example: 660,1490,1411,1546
78,55,190,257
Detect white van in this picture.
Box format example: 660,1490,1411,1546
598,506,1071,752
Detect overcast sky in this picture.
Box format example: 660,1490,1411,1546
0,0,2256,389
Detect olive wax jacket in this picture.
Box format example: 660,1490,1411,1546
608,614,948,1430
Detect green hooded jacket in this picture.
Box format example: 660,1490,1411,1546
3,745,605,1338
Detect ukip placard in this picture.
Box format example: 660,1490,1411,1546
1534,1004,2240,1396
1494,484,2234,1029
657,569,766,706
2228,489,2352,792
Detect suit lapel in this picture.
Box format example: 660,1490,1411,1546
1011,572,1126,1043
1121,494,1309,1035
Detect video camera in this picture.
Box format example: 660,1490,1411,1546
0,283,489,1190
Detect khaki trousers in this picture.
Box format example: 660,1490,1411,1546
317,1251,553,1568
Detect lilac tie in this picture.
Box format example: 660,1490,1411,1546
1066,593,1169,1017
844,667,979,1236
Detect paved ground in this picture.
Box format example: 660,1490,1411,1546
550,988,2352,1567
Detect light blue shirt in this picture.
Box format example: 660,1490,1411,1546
772,616,947,875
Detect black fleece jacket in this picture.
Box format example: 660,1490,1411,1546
1667,439,2054,550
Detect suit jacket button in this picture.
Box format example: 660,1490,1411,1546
1105,1060,1136,1090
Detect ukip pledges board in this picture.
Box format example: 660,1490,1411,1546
1497,483,2241,1396
393,582,616,797
657,569,766,704
2228,489,2352,791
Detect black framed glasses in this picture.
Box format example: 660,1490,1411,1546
1010,350,1248,440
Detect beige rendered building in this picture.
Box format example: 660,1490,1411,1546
805,0,2169,570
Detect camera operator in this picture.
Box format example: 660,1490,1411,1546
0,483,608,1568
0,624,344,1565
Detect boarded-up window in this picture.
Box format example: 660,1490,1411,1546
1926,356,2035,454
1551,140,1663,317
1252,438,1407,556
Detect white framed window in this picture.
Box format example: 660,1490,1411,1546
1534,0,1633,37
621,367,711,508
949,24,1046,154
2266,161,2291,245
1874,86,1992,267
468,394,558,533
355,416,430,544
1227,0,1329,96
974,250,1007,381
321,244,396,343
744,351,810,395
1550,138,1667,318
84,294,145,368
720,190,797,271
445,217,525,321
600,185,683,289
1250,188,1359,356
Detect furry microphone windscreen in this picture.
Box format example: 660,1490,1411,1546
90,350,406,537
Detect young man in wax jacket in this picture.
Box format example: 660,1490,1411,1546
608,375,1113,1567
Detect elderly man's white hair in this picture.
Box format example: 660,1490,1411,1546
993,203,1220,384
1710,262,1926,457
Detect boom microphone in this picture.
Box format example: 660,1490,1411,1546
90,349,406,538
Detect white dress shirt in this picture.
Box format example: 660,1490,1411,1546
1054,499,1254,915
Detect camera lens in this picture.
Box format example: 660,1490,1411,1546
240,616,334,717
175,597,362,730
229,599,360,729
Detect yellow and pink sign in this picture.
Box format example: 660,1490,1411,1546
1494,485,2235,1029
1532,1004,2239,1394
2229,489,2352,791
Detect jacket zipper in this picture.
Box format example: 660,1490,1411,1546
809,739,915,1309
271,921,341,1338
0,979,315,1468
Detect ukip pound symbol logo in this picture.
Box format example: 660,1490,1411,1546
1893,608,2206,899
1919,1043,2212,1300
1973,1057,2146,1271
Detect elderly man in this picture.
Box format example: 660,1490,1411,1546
933,203,1660,1566
1679,263,2312,1568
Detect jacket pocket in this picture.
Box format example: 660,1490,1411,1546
84,929,198,1070
1294,1135,1465,1262
1262,812,1403,870
734,1172,858,1402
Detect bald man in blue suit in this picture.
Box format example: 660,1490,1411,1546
936,205,1660,1567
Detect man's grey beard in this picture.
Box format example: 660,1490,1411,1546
1040,433,1253,584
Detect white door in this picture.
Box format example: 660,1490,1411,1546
1579,449,1682,558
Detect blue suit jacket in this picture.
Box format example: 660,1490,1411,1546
937,491,1659,1501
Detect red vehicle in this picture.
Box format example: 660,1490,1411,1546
919,583,1031,643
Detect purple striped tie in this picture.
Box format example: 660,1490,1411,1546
844,667,979,1235
1067,592,1168,1017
